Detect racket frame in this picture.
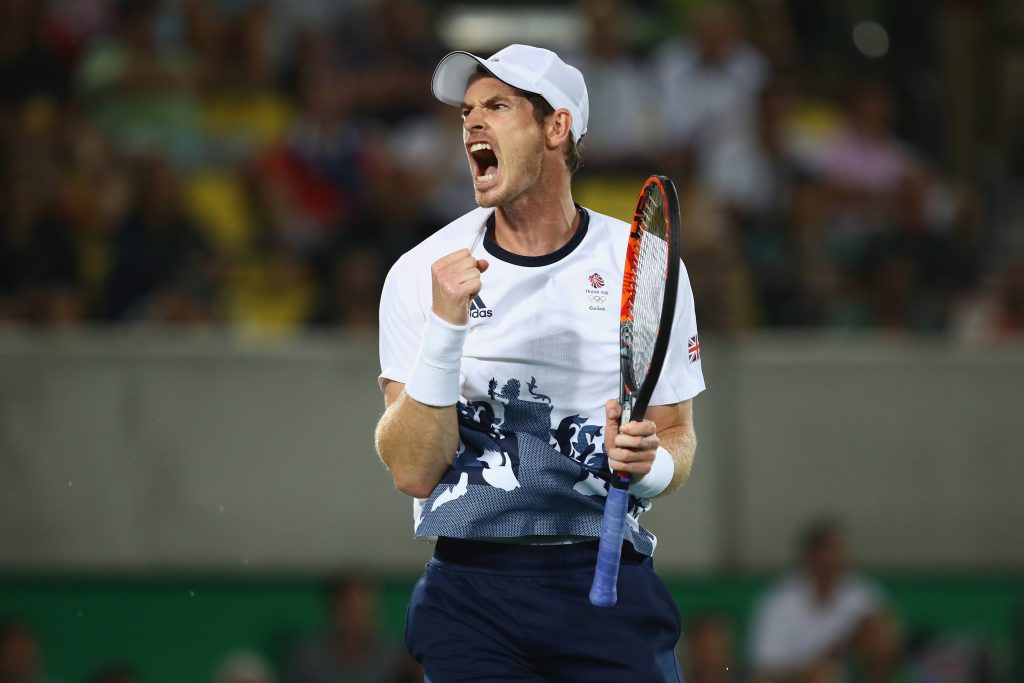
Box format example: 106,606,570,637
613,175,682,487
590,174,682,608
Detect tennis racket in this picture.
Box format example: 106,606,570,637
589,175,681,608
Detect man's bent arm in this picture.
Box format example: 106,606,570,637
375,380,458,498
646,400,697,497
376,248,489,498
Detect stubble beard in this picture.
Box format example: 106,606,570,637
473,134,545,209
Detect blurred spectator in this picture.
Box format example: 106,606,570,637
0,0,69,117
749,519,882,681
993,4,1024,178
193,1,292,165
708,79,804,221
654,2,769,182
744,181,842,327
76,0,203,166
45,0,119,58
262,1,348,72
905,632,994,683
817,79,917,236
258,64,367,257
844,611,918,683
311,245,385,330
954,257,1024,344
88,663,139,683
848,171,977,333
102,155,219,323
680,613,741,683
56,118,133,311
680,185,757,333
0,0,1012,337
0,621,56,683
378,98,476,241
335,0,441,126
226,244,315,336
201,1,274,92
286,574,408,683
214,650,274,683
569,0,660,170
0,152,82,327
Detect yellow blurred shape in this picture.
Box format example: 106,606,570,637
573,175,648,223
202,92,293,147
227,257,316,338
184,171,251,253
21,97,59,134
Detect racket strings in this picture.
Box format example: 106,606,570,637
629,189,670,390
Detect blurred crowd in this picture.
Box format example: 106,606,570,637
1,0,1024,339
681,521,996,683
1,573,422,683
1,522,1002,683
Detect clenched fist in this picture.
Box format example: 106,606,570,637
431,249,490,325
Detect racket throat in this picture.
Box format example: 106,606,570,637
620,400,632,425
613,391,634,490
618,336,635,425
615,338,636,490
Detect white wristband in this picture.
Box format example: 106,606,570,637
629,446,675,499
404,312,468,407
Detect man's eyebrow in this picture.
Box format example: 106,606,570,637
460,94,514,110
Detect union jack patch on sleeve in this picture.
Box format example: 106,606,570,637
688,334,701,364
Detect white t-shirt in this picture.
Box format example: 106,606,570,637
378,205,705,555
749,572,881,674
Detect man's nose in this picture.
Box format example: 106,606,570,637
463,108,484,132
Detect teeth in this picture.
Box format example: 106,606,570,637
476,174,495,182
469,143,492,152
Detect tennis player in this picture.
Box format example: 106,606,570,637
376,44,705,682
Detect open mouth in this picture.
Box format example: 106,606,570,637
468,142,499,185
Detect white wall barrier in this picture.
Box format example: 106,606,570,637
1,331,1021,573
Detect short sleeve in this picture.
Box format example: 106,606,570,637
378,256,427,391
649,258,705,406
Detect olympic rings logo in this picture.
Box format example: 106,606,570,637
588,294,607,303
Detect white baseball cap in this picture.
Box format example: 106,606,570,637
431,44,589,141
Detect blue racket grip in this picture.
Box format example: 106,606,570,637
589,484,630,607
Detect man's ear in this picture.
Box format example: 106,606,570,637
545,109,573,151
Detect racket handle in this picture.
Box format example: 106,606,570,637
589,480,631,607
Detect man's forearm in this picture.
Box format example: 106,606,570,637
656,424,697,497
375,388,459,498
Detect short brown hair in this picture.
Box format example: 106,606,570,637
469,67,583,175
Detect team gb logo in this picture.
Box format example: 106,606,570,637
586,272,609,311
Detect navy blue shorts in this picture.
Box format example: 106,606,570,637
405,538,684,682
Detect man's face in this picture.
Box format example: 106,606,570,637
686,619,732,670
330,581,375,641
807,531,846,584
461,76,547,208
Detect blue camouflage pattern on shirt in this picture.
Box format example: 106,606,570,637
415,376,656,554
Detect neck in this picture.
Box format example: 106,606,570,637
492,166,578,256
